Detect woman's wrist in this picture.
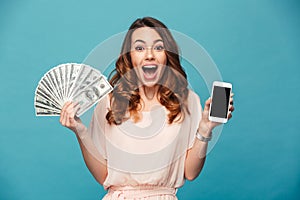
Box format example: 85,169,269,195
74,124,88,140
196,131,212,143
197,123,213,138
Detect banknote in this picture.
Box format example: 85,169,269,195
66,64,83,99
70,67,101,98
35,108,60,116
58,65,66,100
44,73,63,104
72,75,112,116
35,89,61,109
34,63,112,117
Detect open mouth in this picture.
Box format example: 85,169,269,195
142,65,158,80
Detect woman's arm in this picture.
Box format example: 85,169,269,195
184,123,211,181
60,102,108,185
75,132,108,184
184,95,234,180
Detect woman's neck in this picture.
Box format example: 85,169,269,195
139,85,160,111
140,85,158,101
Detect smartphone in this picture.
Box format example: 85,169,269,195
209,81,232,123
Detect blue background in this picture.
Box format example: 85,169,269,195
1,0,299,199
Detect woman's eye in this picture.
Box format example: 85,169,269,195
135,46,145,51
154,45,164,51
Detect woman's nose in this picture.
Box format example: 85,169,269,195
145,47,154,60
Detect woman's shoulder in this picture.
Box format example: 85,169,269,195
186,89,202,115
187,89,201,104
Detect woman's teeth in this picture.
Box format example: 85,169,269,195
142,65,158,79
142,65,158,74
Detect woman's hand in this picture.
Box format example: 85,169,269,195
198,93,235,137
59,102,85,134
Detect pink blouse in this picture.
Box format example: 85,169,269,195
81,90,202,199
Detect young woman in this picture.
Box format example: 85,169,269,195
60,17,234,199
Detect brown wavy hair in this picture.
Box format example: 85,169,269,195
106,17,190,125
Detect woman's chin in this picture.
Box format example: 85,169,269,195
141,80,157,88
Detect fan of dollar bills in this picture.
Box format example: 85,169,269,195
34,63,113,117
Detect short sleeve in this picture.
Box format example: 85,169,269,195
187,90,202,149
80,95,110,163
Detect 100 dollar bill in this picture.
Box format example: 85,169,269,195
73,75,112,116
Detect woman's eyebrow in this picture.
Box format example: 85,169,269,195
133,39,163,44
153,39,163,44
133,39,145,44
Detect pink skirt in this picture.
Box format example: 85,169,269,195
102,186,178,200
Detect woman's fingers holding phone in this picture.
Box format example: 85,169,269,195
227,95,234,120
228,93,234,120
229,93,234,107
229,93,234,112
229,104,234,112
203,97,212,113
228,112,232,120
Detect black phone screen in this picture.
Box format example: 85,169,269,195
210,86,231,118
